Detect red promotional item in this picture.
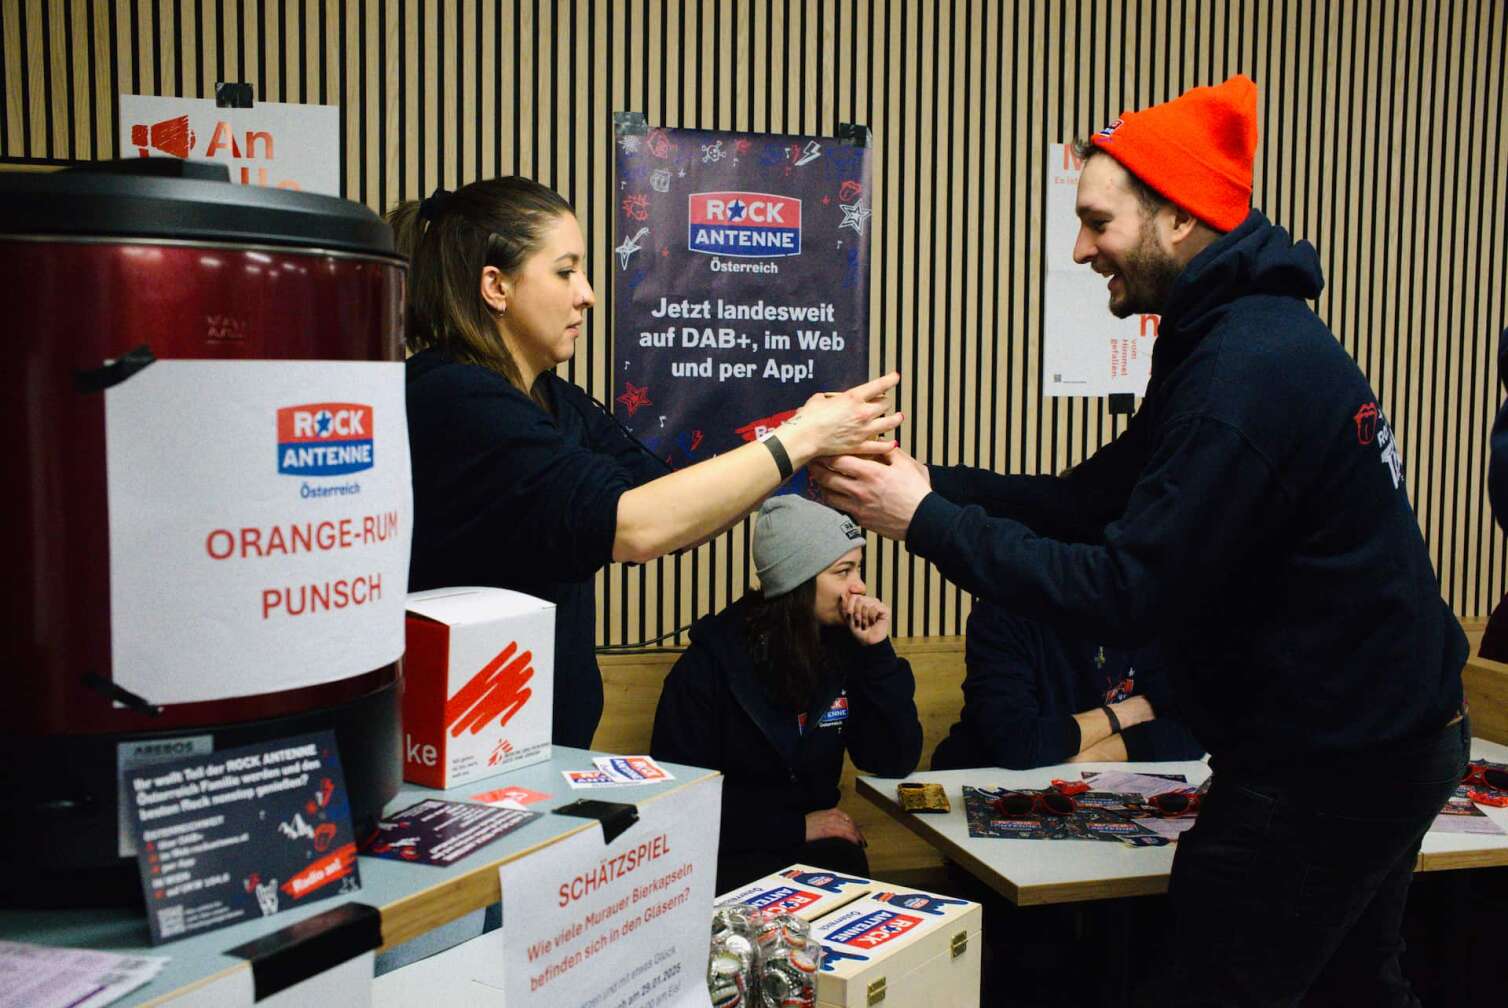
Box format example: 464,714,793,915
404,587,556,789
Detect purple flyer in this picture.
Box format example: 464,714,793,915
360,800,539,866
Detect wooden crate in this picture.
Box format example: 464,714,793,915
811,891,981,1008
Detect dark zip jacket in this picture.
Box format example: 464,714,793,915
406,349,670,748
1489,328,1508,534
650,599,923,853
932,599,1204,770
909,210,1465,774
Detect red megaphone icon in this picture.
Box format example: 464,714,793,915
130,115,196,159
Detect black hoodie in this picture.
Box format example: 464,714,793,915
406,349,671,748
650,599,922,853
909,210,1465,774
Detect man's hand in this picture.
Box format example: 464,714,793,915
809,446,932,541
841,593,890,646
805,808,865,846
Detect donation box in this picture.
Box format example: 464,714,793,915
403,587,555,789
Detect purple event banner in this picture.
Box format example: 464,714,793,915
612,122,872,475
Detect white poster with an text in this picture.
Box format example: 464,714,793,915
498,775,722,1008
105,360,411,705
1043,142,1158,397
118,94,340,195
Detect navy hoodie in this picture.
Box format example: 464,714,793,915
931,600,1205,771
650,599,922,854
406,349,670,748
1489,328,1508,533
909,210,1465,774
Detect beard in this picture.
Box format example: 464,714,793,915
1108,219,1183,318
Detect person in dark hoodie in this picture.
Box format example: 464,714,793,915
391,179,902,749
1477,328,1508,659
931,598,1203,770
650,495,921,893
814,76,1466,1006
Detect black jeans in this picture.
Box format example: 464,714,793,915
1159,718,1468,1008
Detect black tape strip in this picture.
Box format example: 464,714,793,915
1108,392,1136,416
226,902,381,1002
836,122,870,148
82,673,161,716
74,344,156,392
613,110,649,136
552,799,640,845
216,81,256,108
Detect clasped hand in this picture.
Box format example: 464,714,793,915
810,445,932,542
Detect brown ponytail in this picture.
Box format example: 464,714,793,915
386,177,573,399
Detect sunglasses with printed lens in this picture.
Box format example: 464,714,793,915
1147,791,1202,817
992,791,1076,817
1462,765,1508,791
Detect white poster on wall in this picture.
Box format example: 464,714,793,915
1043,142,1158,398
105,360,411,705
497,775,722,1008
118,94,340,195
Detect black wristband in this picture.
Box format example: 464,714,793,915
1102,704,1122,735
761,433,794,481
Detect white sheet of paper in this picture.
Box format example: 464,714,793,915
105,360,411,705
118,94,340,195
0,941,167,1008
1042,143,1157,397
1079,770,1189,798
498,775,722,1008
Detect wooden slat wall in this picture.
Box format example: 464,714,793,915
4,0,1505,641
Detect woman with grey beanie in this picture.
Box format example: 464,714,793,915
650,495,923,892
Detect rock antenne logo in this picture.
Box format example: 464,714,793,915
277,403,375,476
688,191,802,258
825,909,924,949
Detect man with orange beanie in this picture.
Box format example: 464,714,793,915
814,75,1466,1005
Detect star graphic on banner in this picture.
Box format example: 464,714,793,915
615,227,649,270
728,199,747,221
838,198,871,236
617,381,653,416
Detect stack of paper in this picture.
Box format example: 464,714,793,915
0,940,168,1008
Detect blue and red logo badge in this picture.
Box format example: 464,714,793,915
739,886,820,914
277,403,374,476
817,695,850,728
825,910,924,949
872,891,970,916
688,191,802,257
779,869,869,893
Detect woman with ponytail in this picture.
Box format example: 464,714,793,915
393,179,901,747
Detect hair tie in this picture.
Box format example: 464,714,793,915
419,186,452,222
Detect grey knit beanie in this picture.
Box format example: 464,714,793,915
753,495,865,598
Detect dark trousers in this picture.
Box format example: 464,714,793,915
715,837,869,894
1159,718,1467,1008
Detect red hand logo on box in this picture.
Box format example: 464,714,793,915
445,641,535,736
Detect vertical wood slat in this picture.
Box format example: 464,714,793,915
2,0,1503,641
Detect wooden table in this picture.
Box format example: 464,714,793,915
0,748,716,1007
856,738,1508,907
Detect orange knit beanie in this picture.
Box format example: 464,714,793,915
1089,74,1258,232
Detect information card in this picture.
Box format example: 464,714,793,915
125,730,360,945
